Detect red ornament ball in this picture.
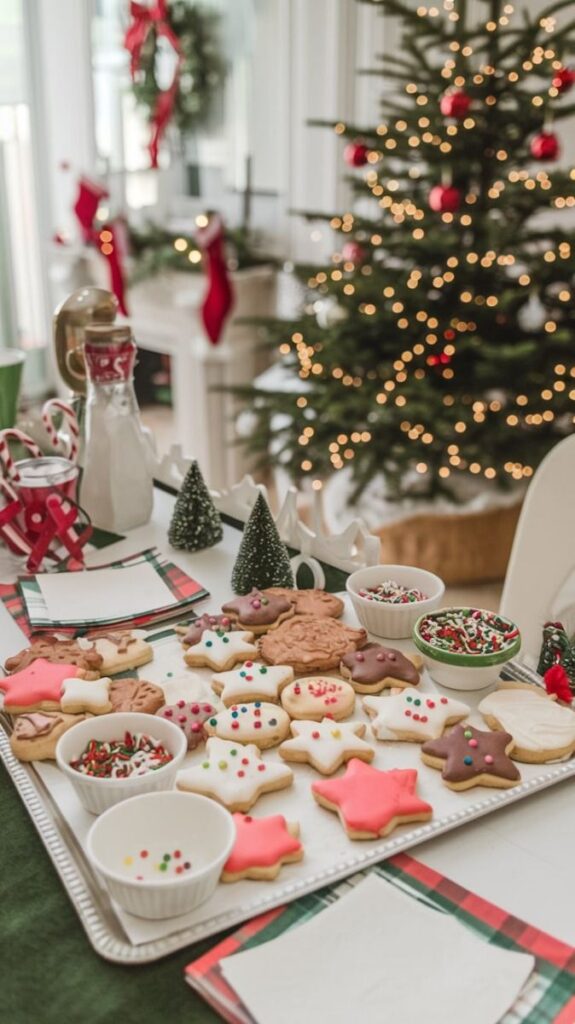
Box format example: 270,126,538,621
343,141,370,167
440,90,471,119
530,131,560,161
428,185,461,213
341,241,367,264
552,67,575,94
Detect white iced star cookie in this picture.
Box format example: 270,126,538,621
159,672,222,709
279,718,374,775
176,737,294,812
363,688,469,743
60,677,112,715
184,629,257,671
211,662,294,707
203,702,291,749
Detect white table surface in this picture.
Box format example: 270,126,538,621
1,486,574,946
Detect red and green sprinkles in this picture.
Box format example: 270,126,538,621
418,609,519,655
70,731,173,779
359,579,428,604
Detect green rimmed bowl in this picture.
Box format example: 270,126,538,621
413,607,521,691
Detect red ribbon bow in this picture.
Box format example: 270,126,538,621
124,0,182,168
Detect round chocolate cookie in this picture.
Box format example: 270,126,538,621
340,643,421,694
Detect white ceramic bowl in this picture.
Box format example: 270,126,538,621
413,607,521,692
346,564,445,639
56,712,188,815
86,791,235,919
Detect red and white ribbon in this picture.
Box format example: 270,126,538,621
0,429,43,481
42,399,80,463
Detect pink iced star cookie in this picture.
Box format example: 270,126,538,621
0,658,86,713
363,688,469,743
279,718,374,774
221,813,303,882
312,760,433,840
176,738,293,812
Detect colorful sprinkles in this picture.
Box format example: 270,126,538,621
123,847,193,880
359,580,428,604
69,731,173,779
417,608,519,656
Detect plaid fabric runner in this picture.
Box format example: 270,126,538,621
2,547,208,636
185,852,575,1024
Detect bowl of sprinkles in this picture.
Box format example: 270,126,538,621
346,564,445,639
413,607,521,691
56,712,187,815
86,791,235,919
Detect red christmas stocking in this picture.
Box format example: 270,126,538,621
73,178,109,242
196,215,234,345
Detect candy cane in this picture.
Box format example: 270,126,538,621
42,399,79,463
0,429,43,481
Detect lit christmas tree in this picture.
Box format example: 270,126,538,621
237,0,575,504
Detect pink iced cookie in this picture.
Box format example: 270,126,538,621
156,700,216,750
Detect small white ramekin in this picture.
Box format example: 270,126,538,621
86,791,235,919
346,564,445,639
56,712,187,815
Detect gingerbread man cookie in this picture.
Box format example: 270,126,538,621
0,659,87,714
264,588,344,619
176,737,294,812
184,629,258,672
204,702,291,749
221,588,294,634
260,616,367,674
221,814,303,882
479,682,575,763
177,613,234,647
312,761,433,840
340,644,421,694
10,712,90,762
108,678,165,715
421,723,521,790
5,635,103,678
279,718,374,774
211,662,294,707
280,676,356,722
363,689,469,743
156,700,216,750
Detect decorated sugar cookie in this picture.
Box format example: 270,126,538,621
159,672,219,707
177,613,234,647
203,702,291,749
280,676,356,722
10,712,90,762
176,737,294,812
264,588,344,619
312,761,433,840
60,677,112,715
421,723,521,790
156,700,216,750
221,588,294,634
211,662,294,706
221,814,303,882
184,629,257,671
82,631,153,675
479,682,575,763
5,635,102,677
340,643,421,694
0,659,86,713
279,718,374,775
363,689,469,743
109,678,165,715
259,615,367,674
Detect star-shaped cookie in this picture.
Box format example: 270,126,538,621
312,760,432,839
211,662,294,706
221,588,294,634
0,659,85,713
421,723,521,790
279,719,374,774
5,635,102,677
60,677,112,715
184,629,257,671
176,737,294,812
363,689,469,743
178,613,234,647
221,814,303,882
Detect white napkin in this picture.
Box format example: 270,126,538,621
36,562,176,622
220,875,534,1024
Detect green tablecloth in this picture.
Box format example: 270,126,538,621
1,762,221,1024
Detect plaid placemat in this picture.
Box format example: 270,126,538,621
185,852,575,1024
3,547,208,635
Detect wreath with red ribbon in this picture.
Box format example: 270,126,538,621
124,0,223,168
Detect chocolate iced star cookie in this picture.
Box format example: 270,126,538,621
177,613,234,647
340,643,421,694
5,635,102,678
264,588,344,619
421,723,521,791
221,588,295,634
260,616,367,674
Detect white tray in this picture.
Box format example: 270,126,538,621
2,605,575,964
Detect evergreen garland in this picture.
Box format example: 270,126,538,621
168,460,223,551
231,493,295,594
